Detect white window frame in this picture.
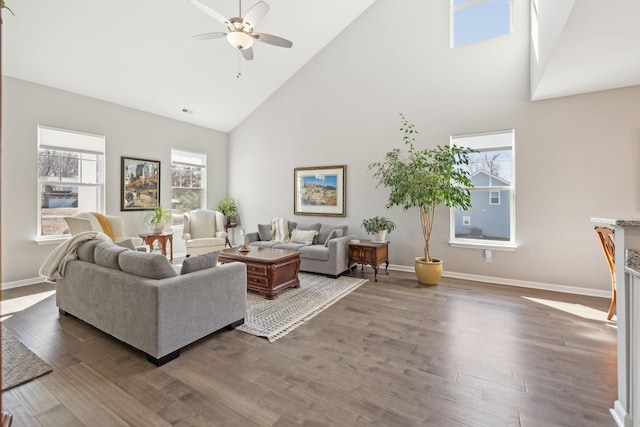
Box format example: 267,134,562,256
449,129,516,251
171,148,207,229
37,126,105,243
450,0,514,48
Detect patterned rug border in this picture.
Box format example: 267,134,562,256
237,273,368,342
2,326,53,391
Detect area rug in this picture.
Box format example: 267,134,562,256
2,327,53,391
237,273,367,342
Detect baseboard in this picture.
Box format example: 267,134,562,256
387,264,610,299
2,277,47,290
3,265,610,298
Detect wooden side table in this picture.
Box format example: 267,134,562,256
139,232,174,262
224,223,237,247
348,240,389,282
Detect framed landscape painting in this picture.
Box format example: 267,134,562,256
294,165,346,217
121,157,160,211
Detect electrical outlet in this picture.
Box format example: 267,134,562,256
484,249,492,262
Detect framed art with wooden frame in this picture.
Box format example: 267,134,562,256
294,165,346,217
121,156,161,211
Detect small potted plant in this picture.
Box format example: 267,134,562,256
144,206,171,233
362,216,396,242
217,197,238,225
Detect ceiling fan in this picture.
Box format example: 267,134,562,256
190,0,293,61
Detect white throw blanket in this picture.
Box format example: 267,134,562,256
271,218,290,243
39,231,110,282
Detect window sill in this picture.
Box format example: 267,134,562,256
36,235,70,246
449,240,517,251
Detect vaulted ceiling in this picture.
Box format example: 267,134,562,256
2,0,638,132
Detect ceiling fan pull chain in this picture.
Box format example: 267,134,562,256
237,49,242,79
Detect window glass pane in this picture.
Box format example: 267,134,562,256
468,149,512,185
171,149,206,226
454,189,511,241
453,0,512,47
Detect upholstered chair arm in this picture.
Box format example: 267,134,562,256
182,213,192,240
244,232,260,245
215,231,228,239
182,232,192,240
106,215,126,240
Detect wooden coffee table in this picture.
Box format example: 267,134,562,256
218,246,301,300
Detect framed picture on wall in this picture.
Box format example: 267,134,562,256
121,156,160,211
294,165,346,217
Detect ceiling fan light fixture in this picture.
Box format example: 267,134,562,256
226,31,254,50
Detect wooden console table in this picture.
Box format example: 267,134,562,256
348,240,389,282
139,232,173,262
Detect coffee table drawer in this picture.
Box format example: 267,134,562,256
245,263,268,276
247,274,269,288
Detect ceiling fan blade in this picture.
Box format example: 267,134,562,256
241,46,255,61
192,32,226,41
190,0,231,27
252,33,293,48
243,1,269,28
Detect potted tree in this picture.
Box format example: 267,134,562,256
369,114,474,285
362,216,396,243
217,197,238,225
144,206,171,233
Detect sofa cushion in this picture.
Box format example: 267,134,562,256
119,250,178,279
324,229,344,246
272,243,309,251
94,242,128,270
290,229,318,245
186,237,226,248
299,245,330,261
318,224,348,246
181,251,219,275
249,240,280,248
258,224,271,241
77,240,102,263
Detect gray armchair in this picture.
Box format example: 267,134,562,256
182,209,227,256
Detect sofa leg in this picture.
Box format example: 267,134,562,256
58,308,68,316
228,318,245,330
326,274,339,279
147,350,180,366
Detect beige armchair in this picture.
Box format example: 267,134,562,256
64,212,148,251
182,209,227,256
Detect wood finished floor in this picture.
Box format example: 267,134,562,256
1,269,617,426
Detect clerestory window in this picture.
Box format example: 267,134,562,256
451,0,514,47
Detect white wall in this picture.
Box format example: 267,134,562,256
1,77,229,284
229,0,640,293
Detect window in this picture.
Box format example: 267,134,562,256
38,126,105,239
450,129,515,248
171,148,206,226
451,0,513,47
489,190,500,205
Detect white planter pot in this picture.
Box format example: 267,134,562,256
371,230,388,242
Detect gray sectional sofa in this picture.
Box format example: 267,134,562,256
243,221,356,277
56,240,247,366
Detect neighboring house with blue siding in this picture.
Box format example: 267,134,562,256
454,170,510,240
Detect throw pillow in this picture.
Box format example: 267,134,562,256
291,229,318,245
296,223,322,244
317,224,347,245
324,229,344,246
119,251,178,280
258,224,271,241
114,238,136,251
94,242,128,270
181,251,220,275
